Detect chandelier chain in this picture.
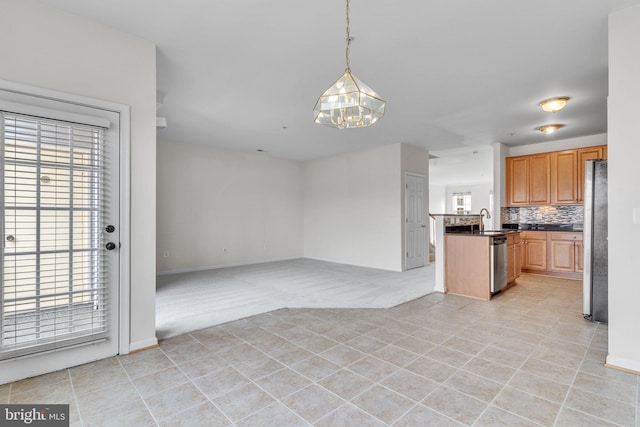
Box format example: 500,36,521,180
345,0,351,73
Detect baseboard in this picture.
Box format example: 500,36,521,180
605,354,640,375
128,337,158,353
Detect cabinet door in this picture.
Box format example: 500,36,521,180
553,150,578,204
575,241,584,273
577,146,604,203
507,243,515,284
549,240,576,272
523,236,547,270
529,153,551,204
507,156,529,206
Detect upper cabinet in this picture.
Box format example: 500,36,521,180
506,153,550,206
506,145,606,207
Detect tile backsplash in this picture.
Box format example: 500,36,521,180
501,205,584,225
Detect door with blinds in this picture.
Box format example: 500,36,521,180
0,95,120,372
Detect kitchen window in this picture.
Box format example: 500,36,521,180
453,192,472,214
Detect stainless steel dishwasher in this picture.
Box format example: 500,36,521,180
490,235,507,293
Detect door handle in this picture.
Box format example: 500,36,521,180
421,225,426,228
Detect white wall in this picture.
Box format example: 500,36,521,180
303,143,403,271
445,183,493,214
0,0,157,351
606,6,640,373
429,185,446,214
156,142,303,273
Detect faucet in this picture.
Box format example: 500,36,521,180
479,208,491,232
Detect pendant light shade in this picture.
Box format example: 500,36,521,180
313,0,385,129
313,71,386,128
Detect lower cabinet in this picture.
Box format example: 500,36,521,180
521,231,583,279
521,232,547,271
507,232,522,285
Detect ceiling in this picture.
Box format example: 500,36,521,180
37,0,640,165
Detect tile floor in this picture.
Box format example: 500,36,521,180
2,273,637,426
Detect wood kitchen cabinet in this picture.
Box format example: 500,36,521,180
507,232,522,285
577,146,607,203
549,232,583,275
506,154,551,206
520,231,583,279
521,231,547,271
552,150,578,204
506,145,607,206
445,235,491,300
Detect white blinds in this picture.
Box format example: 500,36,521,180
1,112,108,360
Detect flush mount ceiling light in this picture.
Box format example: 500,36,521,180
313,0,385,129
539,97,569,113
536,124,565,134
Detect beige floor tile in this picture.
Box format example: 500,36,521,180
409,326,452,344
133,366,189,397
176,354,228,379
565,387,636,425
345,335,387,354
347,356,399,382
144,382,207,421
69,357,121,378
421,385,488,425
265,342,314,366
351,384,415,424
290,355,340,382
255,368,312,400
296,334,339,353
371,344,420,368
318,369,373,400
405,357,457,383
476,345,528,369
491,337,537,356
75,381,140,418
573,371,637,406
580,359,638,386
158,402,230,427
529,345,584,370
70,363,129,395
281,384,344,423
121,351,175,379
555,407,619,427
463,357,517,384
493,386,561,426
10,369,69,394
392,335,436,354
236,402,307,427
365,326,404,344
393,403,465,427
520,358,577,385
474,405,542,427
10,380,74,405
318,345,365,367
0,384,9,403
212,383,275,422
507,371,570,403
425,346,473,368
442,336,487,355
315,403,385,427
82,399,155,427
444,370,504,403
193,366,249,398
381,369,439,402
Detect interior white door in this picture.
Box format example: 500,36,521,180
0,91,120,383
405,173,426,270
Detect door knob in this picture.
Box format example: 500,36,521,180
105,225,115,233
105,242,117,251
6,235,14,242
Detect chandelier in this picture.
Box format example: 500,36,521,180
313,0,386,129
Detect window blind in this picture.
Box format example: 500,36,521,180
1,112,108,360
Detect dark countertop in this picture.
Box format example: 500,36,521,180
503,223,583,232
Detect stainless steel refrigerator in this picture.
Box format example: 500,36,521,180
583,159,608,323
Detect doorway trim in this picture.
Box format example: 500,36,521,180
0,79,131,358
